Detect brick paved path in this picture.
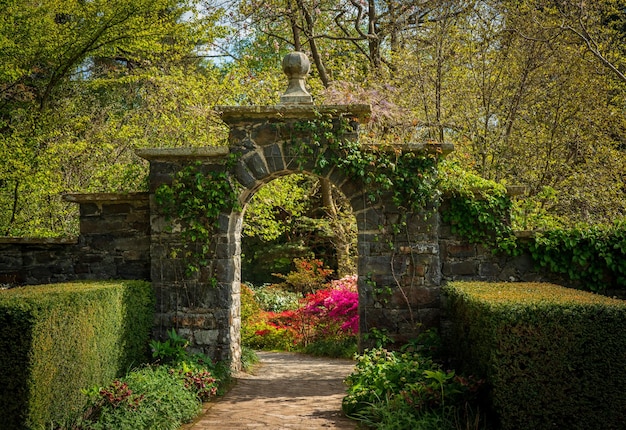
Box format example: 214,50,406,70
186,351,357,430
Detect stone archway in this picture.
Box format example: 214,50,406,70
137,54,450,369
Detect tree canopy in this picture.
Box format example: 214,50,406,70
2,0,626,241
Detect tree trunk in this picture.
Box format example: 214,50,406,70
287,0,355,275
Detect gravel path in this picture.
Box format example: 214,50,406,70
186,351,358,430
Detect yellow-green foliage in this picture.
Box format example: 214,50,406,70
0,280,154,429
443,281,626,430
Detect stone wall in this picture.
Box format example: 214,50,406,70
0,193,150,286
438,198,571,287
0,237,79,285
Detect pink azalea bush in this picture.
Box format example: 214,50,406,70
302,275,359,336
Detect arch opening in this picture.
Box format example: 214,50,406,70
235,171,360,358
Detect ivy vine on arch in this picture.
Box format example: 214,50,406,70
154,154,242,278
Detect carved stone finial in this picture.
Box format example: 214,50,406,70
279,51,313,105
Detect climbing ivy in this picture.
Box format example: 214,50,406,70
439,162,519,255
294,113,444,216
527,223,626,293
155,155,241,277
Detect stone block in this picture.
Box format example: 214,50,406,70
194,329,219,345
263,143,285,173
339,178,363,202
80,203,101,217
84,234,117,250
479,262,502,278
149,212,173,234
0,251,22,267
445,243,476,259
390,254,410,276
252,123,280,146
229,126,249,145
116,261,150,279
126,204,150,218
218,213,232,234
390,285,439,307
349,192,370,213
400,243,438,255
214,241,238,259
361,255,392,277
77,253,103,264
355,207,386,232
411,263,427,278
233,161,257,189
114,237,150,253
172,311,218,330
31,250,61,265
212,258,237,284
102,203,132,215
443,261,477,276
80,218,131,235
245,151,269,180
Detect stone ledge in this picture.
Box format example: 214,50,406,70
64,192,149,203
216,104,371,123
136,147,229,161
515,230,535,239
0,237,78,245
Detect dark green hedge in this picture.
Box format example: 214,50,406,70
442,281,626,430
0,280,154,429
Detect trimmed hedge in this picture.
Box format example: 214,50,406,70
0,280,154,429
442,281,626,430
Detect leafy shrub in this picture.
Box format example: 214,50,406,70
240,345,260,371
80,330,227,430
439,161,517,254
526,222,626,292
443,281,626,430
241,282,262,322
342,334,486,429
356,399,483,430
83,364,201,430
251,283,300,312
300,337,357,359
149,328,189,363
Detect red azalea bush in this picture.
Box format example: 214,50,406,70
241,311,298,351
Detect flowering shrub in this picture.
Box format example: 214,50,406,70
253,283,300,312
241,283,262,322
241,313,298,351
304,275,359,336
273,258,334,296
241,271,359,357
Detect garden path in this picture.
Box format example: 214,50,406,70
186,351,357,429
